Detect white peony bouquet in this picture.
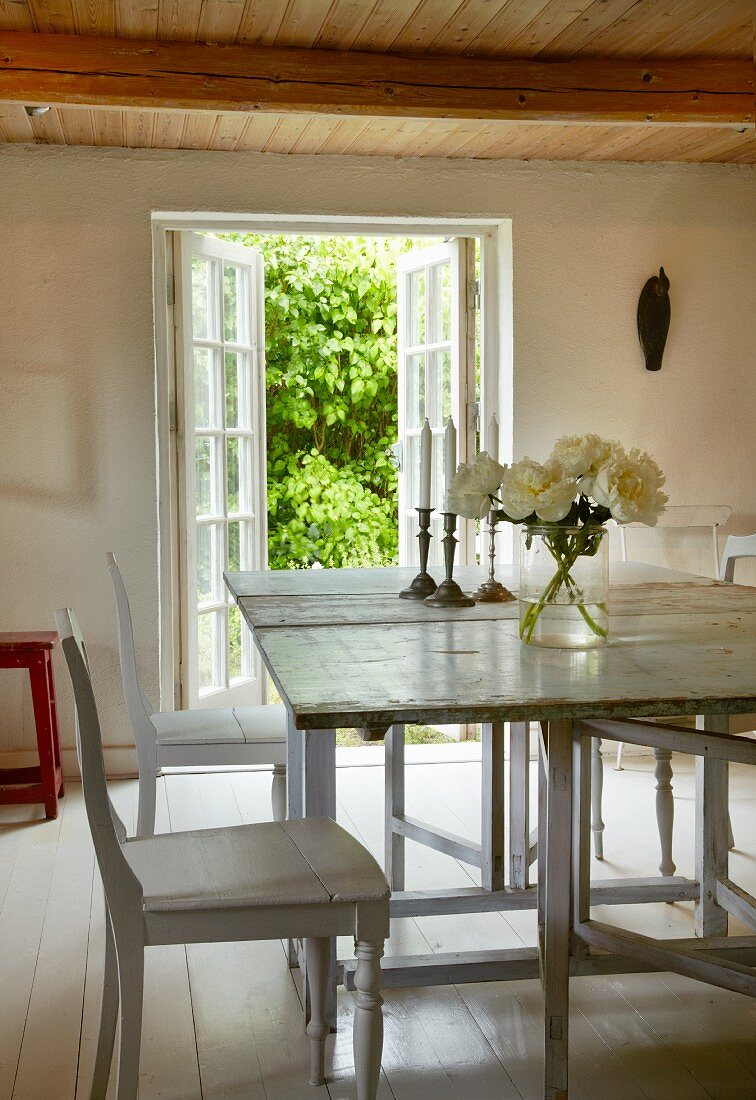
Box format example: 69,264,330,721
448,433,668,642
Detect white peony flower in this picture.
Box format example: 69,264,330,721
550,433,619,494
447,452,507,518
499,458,578,523
592,448,668,526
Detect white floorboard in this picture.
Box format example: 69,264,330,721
0,753,753,1099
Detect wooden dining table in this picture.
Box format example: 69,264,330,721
226,561,756,1098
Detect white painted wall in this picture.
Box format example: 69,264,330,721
1,145,753,771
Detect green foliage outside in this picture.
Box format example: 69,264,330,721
219,233,401,569
336,725,456,747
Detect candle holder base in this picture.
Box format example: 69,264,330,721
473,578,516,603
400,572,437,600
399,506,437,600
474,511,516,604
424,578,475,607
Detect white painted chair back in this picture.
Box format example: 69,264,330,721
619,505,731,578
107,552,161,767
54,609,139,904
719,534,756,582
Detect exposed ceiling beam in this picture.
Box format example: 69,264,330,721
0,32,753,128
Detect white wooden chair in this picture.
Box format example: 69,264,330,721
618,504,732,581
107,553,286,835
720,533,756,582
56,608,389,1100
593,507,734,872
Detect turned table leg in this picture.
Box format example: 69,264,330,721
654,747,676,877
509,721,530,889
591,737,605,861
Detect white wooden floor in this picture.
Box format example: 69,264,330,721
1,752,754,1099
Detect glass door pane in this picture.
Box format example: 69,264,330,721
181,235,265,707
397,241,468,568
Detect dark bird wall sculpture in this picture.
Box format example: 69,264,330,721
637,267,671,371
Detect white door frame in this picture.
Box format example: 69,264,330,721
152,214,513,711
174,232,268,709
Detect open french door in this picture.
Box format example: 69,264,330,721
174,233,268,709
397,239,476,567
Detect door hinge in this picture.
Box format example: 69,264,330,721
467,278,480,311
166,274,175,307
467,401,480,435
168,397,177,432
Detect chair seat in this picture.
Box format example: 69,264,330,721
124,817,389,912
151,704,287,746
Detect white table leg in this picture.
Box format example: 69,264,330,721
591,737,605,861
572,728,591,958
286,711,303,969
303,728,338,1027
654,747,676,876
509,721,530,889
537,726,547,947
543,719,573,1100
695,714,729,938
482,721,505,891
384,724,405,891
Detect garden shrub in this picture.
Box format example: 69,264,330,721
220,233,400,569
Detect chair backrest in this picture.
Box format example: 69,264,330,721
619,505,731,578
106,553,158,751
719,534,756,582
54,609,141,905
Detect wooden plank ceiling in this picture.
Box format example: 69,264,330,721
0,0,753,163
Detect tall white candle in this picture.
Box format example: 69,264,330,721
419,418,432,509
487,413,500,463
444,417,457,510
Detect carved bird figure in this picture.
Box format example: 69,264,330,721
637,267,670,372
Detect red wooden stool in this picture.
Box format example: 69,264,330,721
0,632,65,819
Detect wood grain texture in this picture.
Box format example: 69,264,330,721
3,758,756,1097
0,104,753,161
227,565,756,730
2,32,752,125
227,560,713,598
0,2,751,162
0,0,751,59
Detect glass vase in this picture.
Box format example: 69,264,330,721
519,525,609,649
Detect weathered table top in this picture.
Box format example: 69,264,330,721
226,564,756,729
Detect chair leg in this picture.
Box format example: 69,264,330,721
305,937,330,1086
136,755,157,837
591,738,605,860
654,747,676,877
271,764,287,822
91,904,119,1100
615,740,625,771
353,940,384,1100
113,926,144,1100
727,809,735,851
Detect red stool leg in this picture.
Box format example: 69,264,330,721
29,654,59,819
46,652,64,796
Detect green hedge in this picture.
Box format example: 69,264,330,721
221,233,400,569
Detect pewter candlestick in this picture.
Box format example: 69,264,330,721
474,511,516,603
424,512,475,607
399,508,438,600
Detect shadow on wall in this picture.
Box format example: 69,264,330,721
0,357,98,508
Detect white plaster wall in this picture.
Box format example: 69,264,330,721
0,145,753,769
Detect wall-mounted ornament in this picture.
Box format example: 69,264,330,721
637,267,670,372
